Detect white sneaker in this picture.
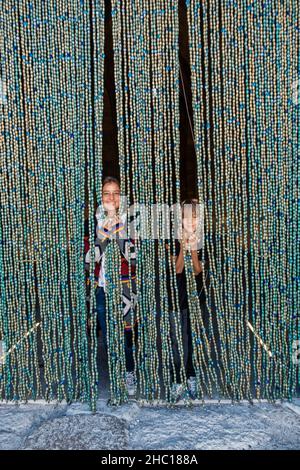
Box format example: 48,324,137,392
170,383,184,403
125,371,136,396
187,376,197,399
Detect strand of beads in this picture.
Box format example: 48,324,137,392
201,0,232,399
244,0,263,400
162,0,189,396
150,0,183,403
118,0,142,399
263,0,282,399
261,0,283,400
129,0,161,401
1,3,21,400
274,0,288,398
39,0,81,403
265,0,287,399
240,0,254,399
235,0,252,400
279,1,291,399
49,0,78,402
231,0,251,399
109,0,132,405
0,12,6,397
243,1,265,400
0,5,18,400
17,0,49,401
120,0,141,399
85,0,106,404
28,1,62,402
31,0,67,401
210,0,231,398
186,2,226,400
56,0,82,402
275,0,290,399
1,1,37,401
258,0,275,400
295,0,300,392
149,0,172,400
139,0,165,401
0,0,106,406
140,0,161,401
81,0,102,410
23,0,50,400
250,0,275,400
57,0,99,403
288,0,300,396
220,0,242,399
222,0,248,400
110,0,140,405
133,0,161,401
184,248,212,400
186,0,231,399
111,0,160,403
123,2,153,396
214,0,241,398
62,0,90,402
186,0,299,401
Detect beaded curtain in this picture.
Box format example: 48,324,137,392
186,0,299,401
108,0,299,405
0,0,299,408
109,0,220,405
0,1,106,407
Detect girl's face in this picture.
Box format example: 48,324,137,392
102,182,120,213
182,208,199,234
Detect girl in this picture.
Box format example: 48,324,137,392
169,198,207,401
85,177,137,395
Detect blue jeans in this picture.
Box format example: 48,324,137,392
95,287,135,372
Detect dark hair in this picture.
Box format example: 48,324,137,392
102,176,120,188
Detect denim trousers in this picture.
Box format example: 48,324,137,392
95,286,135,372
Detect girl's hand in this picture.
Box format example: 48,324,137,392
182,228,190,243
186,232,199,251
103,214,119,231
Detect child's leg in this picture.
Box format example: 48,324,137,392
186,302,210,378
95,287,107,349
170,309,189,383
201,299,210,336
186,311,195,378
122,282,136,372
124,327,134,372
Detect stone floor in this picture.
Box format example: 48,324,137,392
0,399,299,450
